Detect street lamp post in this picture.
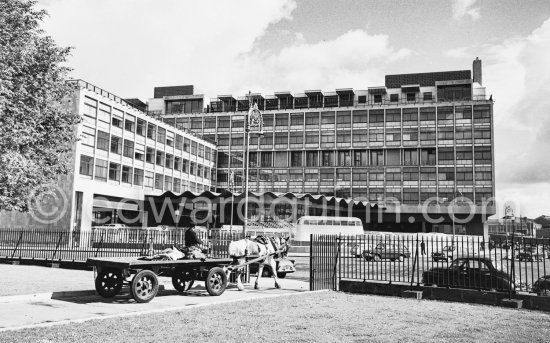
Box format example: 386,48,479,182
242,92,263,237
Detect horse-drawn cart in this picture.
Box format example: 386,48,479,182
86,257,233,303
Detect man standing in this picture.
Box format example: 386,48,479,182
421,240,426,256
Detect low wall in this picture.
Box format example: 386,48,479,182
340,279,550,312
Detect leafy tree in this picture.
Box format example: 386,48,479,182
0,0,81,212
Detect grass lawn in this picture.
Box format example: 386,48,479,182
2,291,549,343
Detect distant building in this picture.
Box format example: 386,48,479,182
486,216,539,237
534,215,550,238
150,58,495,235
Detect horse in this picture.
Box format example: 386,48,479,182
227,235,291,291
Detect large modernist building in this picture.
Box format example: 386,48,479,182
0,58,495,235
149,58,494,235
0,80,217,232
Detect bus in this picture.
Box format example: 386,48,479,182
293,216,364,241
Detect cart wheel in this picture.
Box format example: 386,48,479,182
276,272,287,279
205,267,227,296
95,267,123,298
131,270,159,303
172,269,195,292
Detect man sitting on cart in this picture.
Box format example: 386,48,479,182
183,226,207,260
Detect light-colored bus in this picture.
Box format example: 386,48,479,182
294,216,364,241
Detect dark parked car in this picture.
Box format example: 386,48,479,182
422,257,515,292
363,244,411,262
532,275,550,296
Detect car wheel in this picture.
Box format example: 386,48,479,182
538,286,550,297
374,254,381,262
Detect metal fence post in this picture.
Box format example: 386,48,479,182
309,234,314,291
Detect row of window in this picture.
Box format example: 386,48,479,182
218,147,491,168
217,168,492,183
83,96,214,160
95,131,214,172
79,155,212,184
212,128,491,148
169,105,491,132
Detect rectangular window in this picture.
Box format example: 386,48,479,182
184,138,190,152
175,134,183,150
306,151,318,167
353,110,368,123
321,112,335,124
94,159,108,181
181,159,188,173
305,113,319,126
79,155,93,176
322,151,334,166
291,151,302,167
165,153,173,169
135,151,144,161
390,94,398,102
173,178,181,193
164,176,173,190
96,131,109,151
190,162,196,176
123,139,134,158
146,147,154,164
423,92,432,101
110,135,122,154
124,115,135,132
98,103,110,122
358,95,367,104
155,151,165,166
174,156,181,171
369,110,384,123
191,141,197,155
134,168,144,186
338,150,351,166
147,123,156,139
83,97,97,118
136,119,146,136
261,152,273,167
290,114,304,126
154,173,163,190
145,171,154,188
121,165,132,183
370,150,384,166
353,150,367,166
374,94,382,103
108,162,121,181
157,127,166,144
111,116,122,128
407,93,416,102
420,107,436,121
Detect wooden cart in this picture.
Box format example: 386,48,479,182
86,257,233,303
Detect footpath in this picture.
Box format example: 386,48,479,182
0,263,310,331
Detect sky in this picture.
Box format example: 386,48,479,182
37,0,550,218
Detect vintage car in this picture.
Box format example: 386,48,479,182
362,243,411,262
532,275,550,296
248,258,296,278
422,257,515,292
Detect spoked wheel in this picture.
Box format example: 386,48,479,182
131,270,159,303
172,268,195,292
205,267,227,296
95,267,123,298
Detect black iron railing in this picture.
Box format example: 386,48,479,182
311,234,550,295
0,228,245,263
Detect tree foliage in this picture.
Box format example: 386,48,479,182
0,0,81,212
